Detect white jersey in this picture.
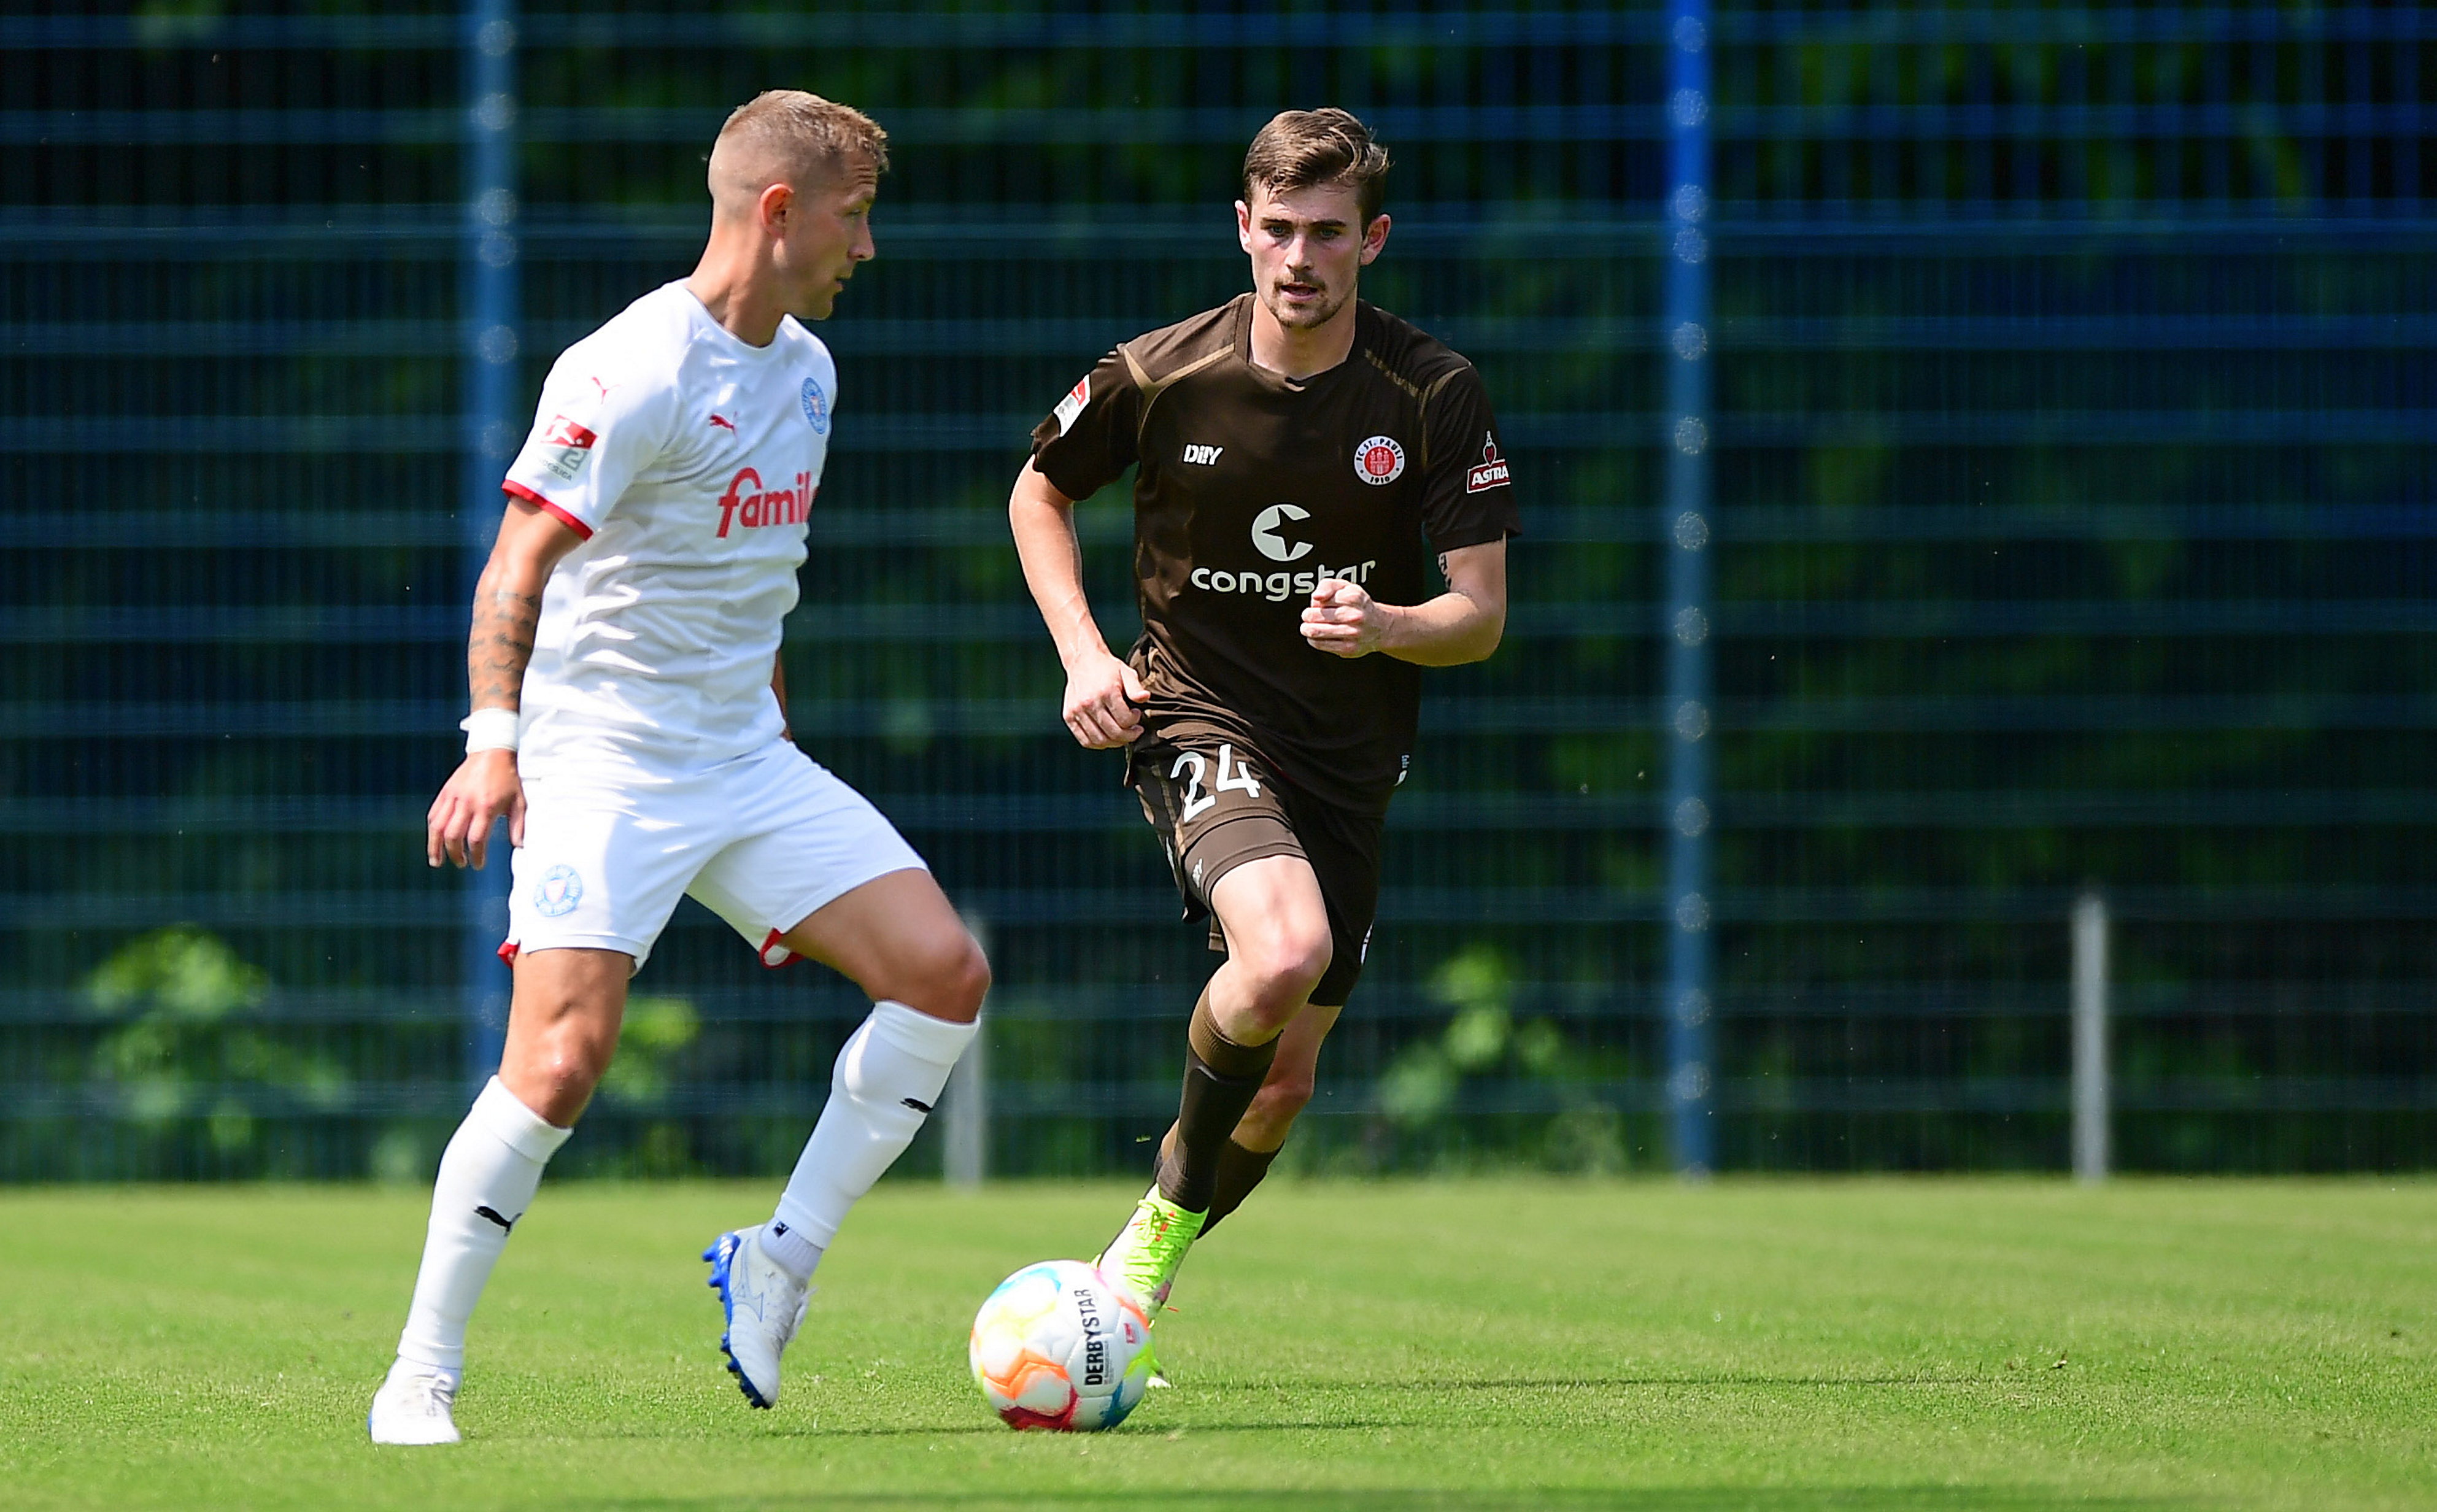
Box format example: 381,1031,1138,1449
501,280,836,768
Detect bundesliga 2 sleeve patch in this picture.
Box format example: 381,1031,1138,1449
1466,431,1512,494
1052,375,1089,436
533,414,598,483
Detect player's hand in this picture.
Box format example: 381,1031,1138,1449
1062,650,1148,749
427,750,527,870
1301,578,1390,658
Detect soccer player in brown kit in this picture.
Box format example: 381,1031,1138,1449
1010,108,1518,1380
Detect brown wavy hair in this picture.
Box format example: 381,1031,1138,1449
1241,108,1391,222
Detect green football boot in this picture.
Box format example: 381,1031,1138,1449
1094,1186,1204,1389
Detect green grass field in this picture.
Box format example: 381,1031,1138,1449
0,1178,2427,1510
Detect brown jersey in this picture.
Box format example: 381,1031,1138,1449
1032,293,1519,814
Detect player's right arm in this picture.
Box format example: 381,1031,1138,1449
426,498,588,869
1016,353,1148,749
1009,459,1146,748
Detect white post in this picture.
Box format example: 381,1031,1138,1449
2071,891,2109,1183
942,912,989,1189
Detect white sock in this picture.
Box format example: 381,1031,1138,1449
395,1077,571,1374
768,1000,978,1275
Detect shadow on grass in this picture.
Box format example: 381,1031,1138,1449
509,1375,1998,1443
1191,1377,1990,1392
541,1378,1998,1444
597,1491,2189,1512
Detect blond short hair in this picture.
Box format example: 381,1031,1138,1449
712,90,889,191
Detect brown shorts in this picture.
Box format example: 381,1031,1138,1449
1126,723,1383,1008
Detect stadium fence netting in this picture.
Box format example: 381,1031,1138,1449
1,1,2429,1179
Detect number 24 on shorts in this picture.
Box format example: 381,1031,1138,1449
1172,743,1262,825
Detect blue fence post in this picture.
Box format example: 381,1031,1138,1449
1661,0,1716,1177
462,0,520,1085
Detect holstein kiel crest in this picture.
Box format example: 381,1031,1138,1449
534,865,584,917
1353,434,1406,486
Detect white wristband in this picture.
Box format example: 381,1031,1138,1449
460,708,520,754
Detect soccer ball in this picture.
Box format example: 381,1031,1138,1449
968,1260,1152,1431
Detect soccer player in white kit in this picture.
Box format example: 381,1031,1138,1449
367,93,989,1446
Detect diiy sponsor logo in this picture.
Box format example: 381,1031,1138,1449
715,466,815,538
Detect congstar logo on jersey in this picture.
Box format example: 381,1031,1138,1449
1251,503,1313,561
714,466,814,538
1185,503,1376,602
1189,560,1378,603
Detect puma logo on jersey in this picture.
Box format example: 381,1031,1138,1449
709,413,736,431
715,466,815,538
1182,444,1224,465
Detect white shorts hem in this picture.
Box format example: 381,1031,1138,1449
746,861,932,968
501,933,652,972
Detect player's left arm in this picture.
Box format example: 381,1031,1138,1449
771,652,792,743
1300,539,1507,665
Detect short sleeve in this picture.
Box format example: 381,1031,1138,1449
501,358,677,539
1419,364,1520,554
1030,349,1142,503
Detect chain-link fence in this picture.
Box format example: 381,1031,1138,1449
1,2,2428,1181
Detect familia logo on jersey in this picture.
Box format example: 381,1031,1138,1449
715,466,814,538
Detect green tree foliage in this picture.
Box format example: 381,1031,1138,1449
85,927,349,1155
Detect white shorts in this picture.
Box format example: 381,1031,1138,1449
502,738,927,973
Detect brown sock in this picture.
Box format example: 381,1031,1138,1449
1154,992,1276,1214
1196,1138,1281,1236
1185,990,1274,1079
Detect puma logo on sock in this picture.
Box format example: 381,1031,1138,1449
474,1205,517,1232
901,1097,932,1113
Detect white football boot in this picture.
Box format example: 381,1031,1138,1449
366,1358,462,1445
703,1225,811,1409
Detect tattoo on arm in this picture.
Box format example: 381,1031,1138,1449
468,571,542,709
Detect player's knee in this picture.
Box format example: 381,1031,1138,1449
945,932,992,1018
509,1038,609,1123
1249,1071,1316,1126
901,928,991,1024
537,1046,604,1098
1246,918,1332,1003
